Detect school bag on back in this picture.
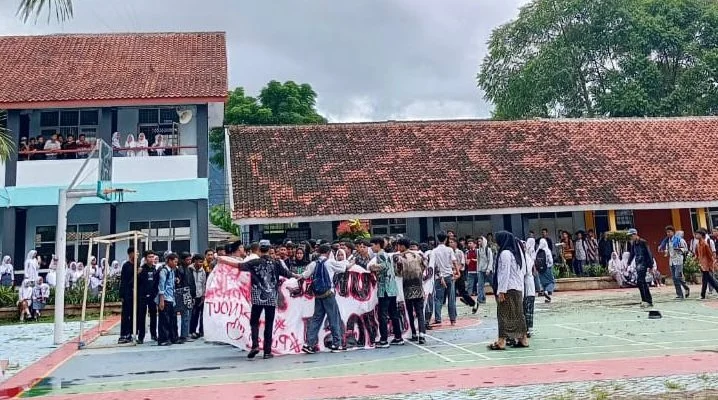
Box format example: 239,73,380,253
535,250,548,273
312,258,333,299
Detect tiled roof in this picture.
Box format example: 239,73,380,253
228,118,718,223
0,32,227,108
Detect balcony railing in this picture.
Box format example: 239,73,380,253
18,145,197,161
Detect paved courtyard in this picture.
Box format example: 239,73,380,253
2,287,718,399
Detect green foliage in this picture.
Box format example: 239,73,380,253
585,263,609,277
0,111,16,163
0,285,19,308
209,82,327,168
605,231,631,242
478,0,718,119
683,254,701,283
210,205,241,237
16,0,73,22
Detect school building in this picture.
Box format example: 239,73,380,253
225,118,718,274
0,32,228,276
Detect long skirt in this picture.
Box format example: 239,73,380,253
539,268,556,294
523,295,535,329
497,289,527,339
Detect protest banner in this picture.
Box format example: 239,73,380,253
203,259,435,354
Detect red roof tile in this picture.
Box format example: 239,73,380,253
228,118,718,223
0,32,227,108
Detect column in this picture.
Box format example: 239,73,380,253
4,110,20,186
670,209,682,230
697,208,708,229
98,108,113,145
196,104,209,179
99,204,116,260
1,209,16,279
196,199,209,253
584,211,595,231
608,210,617,231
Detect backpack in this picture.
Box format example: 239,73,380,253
535,250,548,273
312,258,333,298
152,265,166,299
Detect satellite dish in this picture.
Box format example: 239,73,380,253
177,109,193,124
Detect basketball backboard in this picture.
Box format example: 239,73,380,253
96,140,113,201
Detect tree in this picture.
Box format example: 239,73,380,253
16,0,73,22
0,111,15,162
477,0,718,119
209,81,326,167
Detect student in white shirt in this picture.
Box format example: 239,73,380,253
428,232,458,326
488,231,529,351
0,256,13,287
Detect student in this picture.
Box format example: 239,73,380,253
156,253,179,346
0,256,13,287
176,252,196,343
369,237,404,347
536,238,555,303
476,236,494,304
695,230,718,300
627,229,654,308
32,276,50,320
393,238,426,344
301,244,351,354
221,244,298,359
450,237,477,314
118,247,137,344
465,239,479,296
429,232,458,326
24,250,39,283
190,254,207,339
18,279,33,322
136,251,158,344
521,241,536,338
660,225,690,299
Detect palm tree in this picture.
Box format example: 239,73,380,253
0,111,15,162
16,0,73,22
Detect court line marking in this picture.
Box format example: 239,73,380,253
555,324,670,350
560,319,651,325
599,305,718,325
424,333,491,360
405,339,457,363
657,308,718,320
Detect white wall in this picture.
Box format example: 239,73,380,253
0,161,5,187
16,155,198,187
208,102,224,129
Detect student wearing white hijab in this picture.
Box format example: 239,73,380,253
75,262,86,286
1,256,14,287
18,279,34,322
153,134,166,156
124,134,137,157
535,239,555,303
67,262,78,288
109,260,121,277
112,132,122,150
32,276,50,319
46,255,58,287
24,250,39,283
89,256,103,296
608,252,625,287
522,240,537,337
136,133,149,157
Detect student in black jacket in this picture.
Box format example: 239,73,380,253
136,250,157,344
175,252,197,343
119,247,137,344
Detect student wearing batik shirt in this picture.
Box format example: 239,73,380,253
393,238,427,344
352,239,372,270
368,237,404,347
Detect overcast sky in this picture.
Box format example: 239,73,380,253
0,0,526,122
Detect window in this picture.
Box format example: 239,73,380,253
129,219,192,259
38,109,99,140
259,223,309,244
615,210,634,230
137,108,181,153
526,212,578,241
371,218,406,236
34,224,99,264
437,216,492,239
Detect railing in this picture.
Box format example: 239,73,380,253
18,145,197,161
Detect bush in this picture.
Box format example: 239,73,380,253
683,255,701,284
0,285,18,308
585,264,609,277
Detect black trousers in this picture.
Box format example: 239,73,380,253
136,296,157,341
158,301,178,344
406,297,426,336
120,297,133,338
250,304,276,355
190,297,204,335
701,271,718,298
456,275,476,307
637,267,653,305
378,295,402,341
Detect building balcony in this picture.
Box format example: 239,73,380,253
16,146,198,187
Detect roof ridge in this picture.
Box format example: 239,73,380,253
0,31,226,39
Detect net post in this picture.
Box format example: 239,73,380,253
54,189,68,345
79,238,93,348
98,243,111,334
132,233,138,344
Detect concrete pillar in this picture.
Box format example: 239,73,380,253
196,104,209,179
608,210,617,231
197,199,209,253
671,209,682,231
584,211,595,231
1,208,16,272
99,108,113,145
697,208,708,229
490,215,504,233
4,110,20,186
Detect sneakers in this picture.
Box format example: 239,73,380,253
191,333,201,340
263,353,274,359
472,304,479,314
301,345,315,354
418,336,426,345
409,335,419,342
685,288,691,298
329,345,343,353
247,348,260,359
390,338,405,346
376,341,390,348
640,302,654,308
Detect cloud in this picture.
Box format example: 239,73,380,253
0,0,526,121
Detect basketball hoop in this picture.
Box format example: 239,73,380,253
102,188,136,202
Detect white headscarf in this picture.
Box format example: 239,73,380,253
537,238,554,266
112,132,121,148
124,134,136,157
20,279,34,301
46,256,57,287
1,255,12,276
24,250,39,282
136,133,149,157
154,134,166,156
525,238,536,260
110,260,121,277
